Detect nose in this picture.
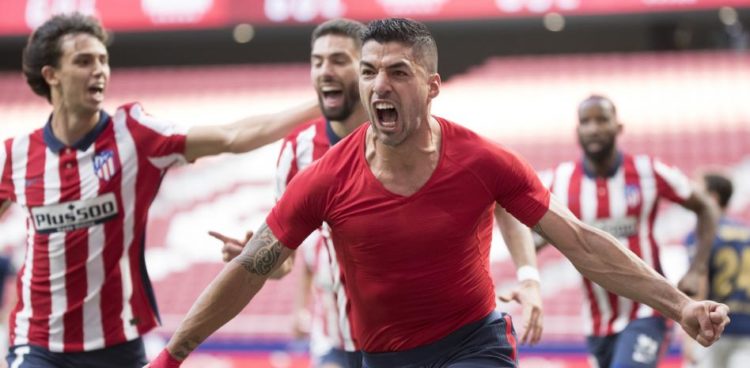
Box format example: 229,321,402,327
372,70,391,96
93,58,108,78
318,59,336,80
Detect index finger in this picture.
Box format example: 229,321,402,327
208,230,232,243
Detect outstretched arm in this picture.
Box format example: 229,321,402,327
534,196,729,346
0,200,9,219
678,189,719,297
150,223,294,366
184,101,319,162
494,205,543,345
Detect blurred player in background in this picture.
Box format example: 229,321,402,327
684,173,750,368
150,18,728,368
212,18,368,368
209,18,543,367
0,12,318,368
538,95,720,368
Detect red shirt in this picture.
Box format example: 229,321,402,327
276,117,357,352
267,117,550,353
0,103,186,352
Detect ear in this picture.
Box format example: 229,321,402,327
41,65,59,87
616,120,624,135
427,73,441,99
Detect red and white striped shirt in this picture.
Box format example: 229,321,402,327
0,103,187,352
275,118,356,353
542,153,692,337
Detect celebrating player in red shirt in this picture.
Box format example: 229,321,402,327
149,18,729,368
0,13,317,368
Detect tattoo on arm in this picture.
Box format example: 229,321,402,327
173,337,202,360
236,223,283,275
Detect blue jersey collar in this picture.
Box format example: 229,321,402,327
582,151,623,178
44,110,111,153
326,119,344,146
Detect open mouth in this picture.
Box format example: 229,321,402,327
88,85,105,100
374,102,398,128
321,86,343,108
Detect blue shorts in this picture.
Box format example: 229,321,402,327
361,311,517,368
317,347,363,368
6,338,147,368
586,317,668,368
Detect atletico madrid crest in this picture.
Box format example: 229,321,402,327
93,150,117,181
625,184,641,209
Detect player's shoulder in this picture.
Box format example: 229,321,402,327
307,122,366,173
283,117,326,143
110,101,146,125
438,116,497,154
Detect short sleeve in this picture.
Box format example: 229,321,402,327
266,161,332,249
653,158,692,204
488,145,551,227
122,103,188,170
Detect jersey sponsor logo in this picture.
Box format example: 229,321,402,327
588,216,638,238
30,193,119,234
93,150,117,181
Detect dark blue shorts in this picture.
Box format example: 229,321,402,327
361,311,517,368
586,316,668,368
6,338,147,368
318,347,363,368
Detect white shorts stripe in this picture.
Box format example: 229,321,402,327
9,345,30,368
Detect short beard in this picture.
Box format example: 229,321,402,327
319,86,359,122
584,142,616,164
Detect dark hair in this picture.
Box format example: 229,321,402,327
311,19,366,49
703,173,733,209
361,18,438,73
580,94,617,116
22,13,108,102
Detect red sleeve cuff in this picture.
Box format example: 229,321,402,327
151,348,182,368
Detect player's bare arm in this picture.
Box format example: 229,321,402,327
184,100,319,162
161,223,295,362
208,229,294,279
0,200,10,219
494,205,543,345
678,188,720,297
533,196,729,346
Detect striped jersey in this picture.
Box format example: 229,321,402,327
542,152,692,337
0,103,187,352
275,117,356,353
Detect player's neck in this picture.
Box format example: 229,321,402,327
330,106,368,138
51,102,100,147
584,150,619,177
366,116,441,197
368,116,441,176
